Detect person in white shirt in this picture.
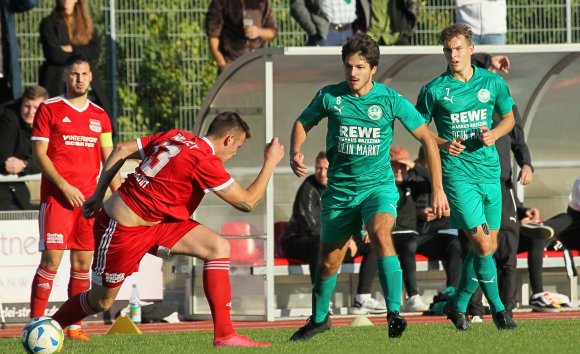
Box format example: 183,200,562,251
455,0,507,44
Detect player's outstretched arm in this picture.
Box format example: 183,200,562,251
411,124,449,217
100,146,122,193
215,137,284,212
83,140,140,219
290,120,311,177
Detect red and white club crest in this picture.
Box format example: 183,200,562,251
89,119,102,133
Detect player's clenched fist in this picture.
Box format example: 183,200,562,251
479,126,496,146
264,137,284,166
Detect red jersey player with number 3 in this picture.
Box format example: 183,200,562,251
51,111,285,348
30,54,121,341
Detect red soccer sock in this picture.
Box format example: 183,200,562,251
68,269,90,327
203,258,235,340
30,265,57,318
52,291,97,329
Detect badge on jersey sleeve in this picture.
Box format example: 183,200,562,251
89,119,102,133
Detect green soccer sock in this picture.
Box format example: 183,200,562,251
312,273,338,323
453,249,480,312
473,253,505,313
377,255,402,313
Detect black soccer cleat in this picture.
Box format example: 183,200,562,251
289,314,331,341
492,310,518,330
444,302,470,331
387,311,407,338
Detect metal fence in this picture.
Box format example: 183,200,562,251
14,0,580,141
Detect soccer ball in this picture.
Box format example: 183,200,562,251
21,317,63,354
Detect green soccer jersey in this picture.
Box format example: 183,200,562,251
298,81,424,195
416,66,514,183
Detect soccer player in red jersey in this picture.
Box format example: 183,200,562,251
51,112,284,348
30,54,121,341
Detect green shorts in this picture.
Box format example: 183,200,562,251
444,181,501,230
320,184,398,243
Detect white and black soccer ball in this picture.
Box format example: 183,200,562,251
21,316,63,354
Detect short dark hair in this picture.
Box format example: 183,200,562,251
64,54,91,70
439,24,473,45
206,112,251,139
22,85,49,101
341,33,380,68
315,151,327,163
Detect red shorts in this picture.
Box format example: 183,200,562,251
91,209,199,288
38,200,94,251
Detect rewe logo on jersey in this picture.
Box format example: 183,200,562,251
450,109,487,123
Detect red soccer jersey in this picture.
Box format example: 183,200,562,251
118,129,233,222
32,96,112,202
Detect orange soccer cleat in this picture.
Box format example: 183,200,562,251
66,327,90,341
213,333,271,347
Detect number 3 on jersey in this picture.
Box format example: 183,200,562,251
140,141,181,177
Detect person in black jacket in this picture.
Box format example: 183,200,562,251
38,0,111,119
390,146,462,313
281,151,386,315
0,0,38,105
464,53,535,320
0,85,48,210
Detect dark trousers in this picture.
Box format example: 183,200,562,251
462,181,519,316
308,24,353,46
282,236,377,294
519,210,577,295
395,232,462,297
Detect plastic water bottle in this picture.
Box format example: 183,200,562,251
129,284,141,324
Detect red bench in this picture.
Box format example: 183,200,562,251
254,221,579,298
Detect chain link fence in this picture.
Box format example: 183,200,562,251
14,0,580,141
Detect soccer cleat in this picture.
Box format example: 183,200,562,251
387,311,407,338
402,294,429,313
289,314,331,342
444,302,470,331
66,327,90,341
530,292,561,313
492,310,518,330
520,222,555,240
349,296,387,315
213,333,271,347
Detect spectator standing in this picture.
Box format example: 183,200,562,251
415,24,517,331
367,0,419,45
29,55,121,341
0,85,47,210
455,0,507,45
288,33,448,341
290,0,369,46
0,0,38,105
51,112,284,348
206,0,278,73
38,0,111,118
281,151,386,315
